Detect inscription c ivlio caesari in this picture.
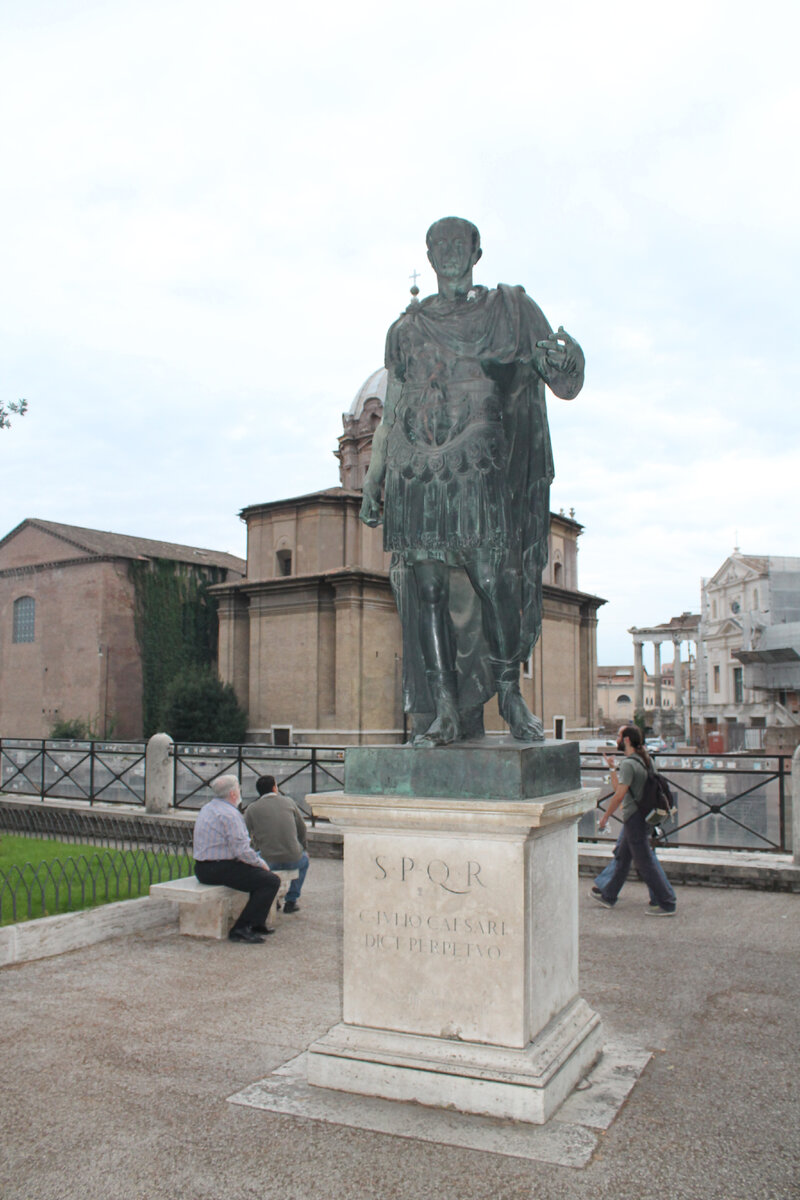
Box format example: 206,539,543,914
357,852,509,961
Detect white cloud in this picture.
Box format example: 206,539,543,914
1,0,797,667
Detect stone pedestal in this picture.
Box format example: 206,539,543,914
307,740,601,1124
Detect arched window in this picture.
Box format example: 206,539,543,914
13,596,35,643
553,561,563,586
616,694,631,703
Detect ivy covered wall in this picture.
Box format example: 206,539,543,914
129,559,225,737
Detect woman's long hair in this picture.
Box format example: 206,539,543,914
619,724,651,769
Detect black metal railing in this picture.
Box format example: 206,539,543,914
0,801,193,850
1,737,792,854
0,738,146,805
0,738,347,820
578,751,791,853
0,806,193,925
170,743,346,820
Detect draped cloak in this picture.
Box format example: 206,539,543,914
382,283,567,722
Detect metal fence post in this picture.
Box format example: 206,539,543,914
792,744,800,864
145,733,175,813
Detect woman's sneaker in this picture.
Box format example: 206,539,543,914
590,888,615,909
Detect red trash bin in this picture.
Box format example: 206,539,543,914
707,731,724,753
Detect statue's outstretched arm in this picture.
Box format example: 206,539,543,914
359,373,401,527
534,327,585,400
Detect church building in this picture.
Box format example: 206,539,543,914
214,370,605,745
0,520,244,739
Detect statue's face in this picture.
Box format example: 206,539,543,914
427,221,479,280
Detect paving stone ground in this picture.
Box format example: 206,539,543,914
1,859,798,1200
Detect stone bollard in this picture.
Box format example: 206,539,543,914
145,733,175,813
792,744,800,865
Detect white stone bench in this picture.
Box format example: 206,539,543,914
150,870,299,940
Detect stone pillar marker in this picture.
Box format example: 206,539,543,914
145,733,174,813
307,740,602,1124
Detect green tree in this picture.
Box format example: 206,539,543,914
50,713,117,740
50,717,93,740
160,666,247,743
1,398,28,430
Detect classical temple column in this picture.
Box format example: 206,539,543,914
653,641,662,708
633,639,644,712
672,642,683,708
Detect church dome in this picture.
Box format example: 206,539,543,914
348,368,387,419
337,368,387,490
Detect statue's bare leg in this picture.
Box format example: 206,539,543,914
463,553,544,741
412,561,461,747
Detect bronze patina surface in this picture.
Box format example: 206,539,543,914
360,218,585,747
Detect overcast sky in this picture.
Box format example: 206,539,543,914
2,0,797,666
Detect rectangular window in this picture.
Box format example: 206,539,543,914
733,667,743,703
713,665,720,693
12,596,35,643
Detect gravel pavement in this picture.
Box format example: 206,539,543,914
1,860,798,1200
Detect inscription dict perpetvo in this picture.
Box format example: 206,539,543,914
359,909,508,959
359,853,508,960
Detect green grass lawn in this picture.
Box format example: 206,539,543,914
0,833,193,926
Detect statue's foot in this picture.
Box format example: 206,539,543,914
498,688,544,742
413,711,460,748
414,669,461,748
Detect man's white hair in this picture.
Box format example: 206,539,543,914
212,774,239,799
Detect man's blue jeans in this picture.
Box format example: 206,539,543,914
267,851,309,904
597,812,676,911
595,829,657,904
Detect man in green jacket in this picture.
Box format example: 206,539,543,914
244,775,308,913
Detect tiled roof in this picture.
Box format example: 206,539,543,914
5,519,245,575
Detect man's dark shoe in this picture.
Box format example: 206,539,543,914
283,900,299,914
589,889,615,909
229,926,265,943
249,925,275,935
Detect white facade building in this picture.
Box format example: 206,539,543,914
697,553,800,751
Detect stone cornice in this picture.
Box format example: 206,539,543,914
0,554,129,579
209,567,393,598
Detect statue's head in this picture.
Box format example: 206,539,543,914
425,216,482,280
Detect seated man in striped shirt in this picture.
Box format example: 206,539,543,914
193,774,280,944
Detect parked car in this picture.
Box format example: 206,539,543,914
645,737,667,753
579,739,617,754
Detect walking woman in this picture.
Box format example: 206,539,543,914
593,725,677,916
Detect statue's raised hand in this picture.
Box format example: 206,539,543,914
534,327,585,399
